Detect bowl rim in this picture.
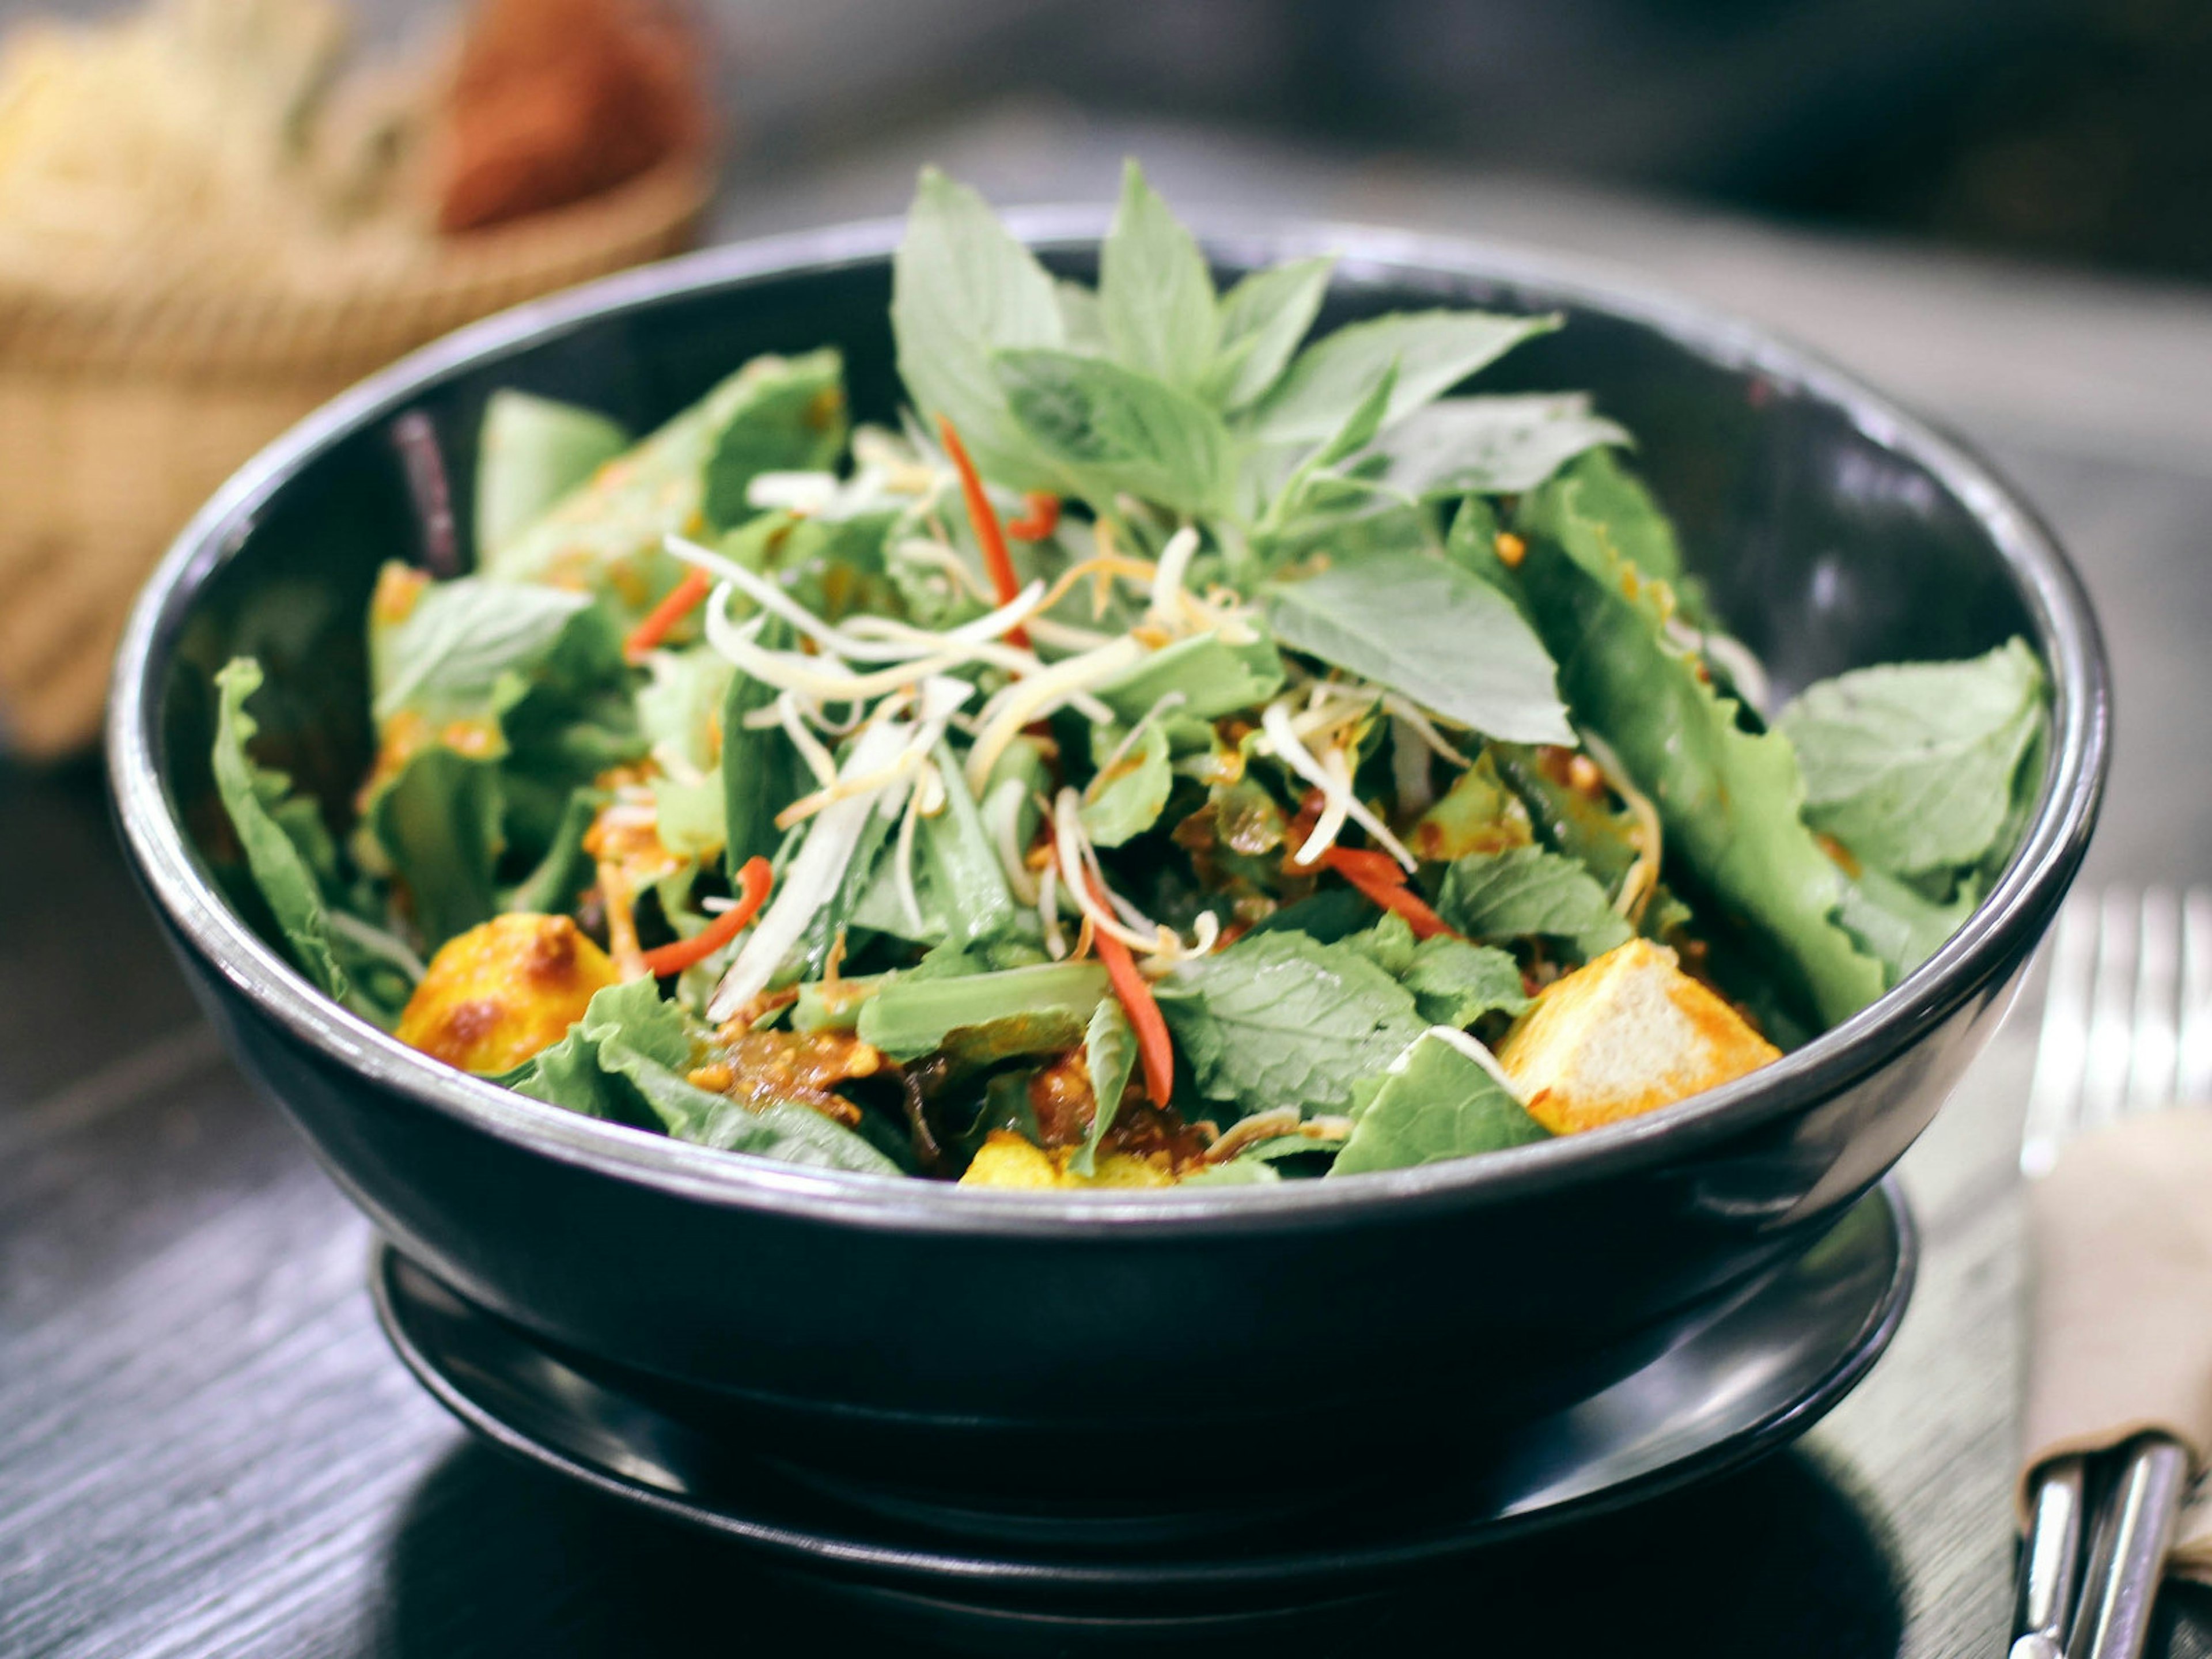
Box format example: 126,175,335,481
107,206,2109,1236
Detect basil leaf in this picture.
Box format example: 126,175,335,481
1262,551,1573,744
891,166,1066,490
1099,160,1218,389
1777,638,2047,879
1081,722,1173,847
1156,929,1425,1119
1366,394,1629,498
921,740,1018,948
1435,846,1632,962
1071,998,1137,1177
371,574,595,726
210,658,354,1009
1056,279,1109,354
993,347,1230,515
1205,256,1334,411
1249,309,1562,446
1328,1030,1550,1176
474,391,628,558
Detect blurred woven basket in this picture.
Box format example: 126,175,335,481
0,0,713,757
0,146,709,757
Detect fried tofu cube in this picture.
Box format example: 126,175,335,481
1495,938,1779,1135
396,913,621,1074
958,1130,1177,1190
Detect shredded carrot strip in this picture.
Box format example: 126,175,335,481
624,569,713,661
936,416,1029,647
1005,492,1061,541
1322,846,1460,941
640,857,774,978
1088,872,1173,1107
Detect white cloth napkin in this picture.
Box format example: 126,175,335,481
2022,1111,2212,1578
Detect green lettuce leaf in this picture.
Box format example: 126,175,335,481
1098,160,1218,389
1434,846,1632,962
1777,638,2047,878
700,347,849,532
473,390,628,558
1156,929,1425,1119
1511,527,1884,1031
486,353,844,621
210,657,354,1009
1262,550,1572,744
1516,448,1685,586
512,979,897,1175
1328,1030,1550,1176
1835,865,1978,986
365,747,503,951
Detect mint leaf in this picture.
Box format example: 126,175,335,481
1071,998,1138,1177
994,347,1230,514
1156,929,1425,1119
1328,1030,1549,1176
1777,638,2046,878
891,166,1065,489
1099,160,1218,389
1249,309,1562,446
1402,936,1531,1027
1081,721,1173,847
1262,551,1573,744
1056,280,1108,354
474,391,628,558
1205,256,1334,411
1435,846,1631,961
1366,395,1628,498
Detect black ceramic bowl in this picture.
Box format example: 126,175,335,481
108,213,2105,1508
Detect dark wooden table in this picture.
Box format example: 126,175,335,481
8,117,2212,1656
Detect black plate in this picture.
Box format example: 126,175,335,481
372,1176,1915,1619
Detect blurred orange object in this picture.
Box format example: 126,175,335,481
435,0,709,234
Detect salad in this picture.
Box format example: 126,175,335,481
208,162,2050,1188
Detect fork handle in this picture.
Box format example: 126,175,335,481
2066,1435,2190,1659
2013,1456,2088,1656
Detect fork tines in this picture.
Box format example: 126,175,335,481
2023,887,2212,1177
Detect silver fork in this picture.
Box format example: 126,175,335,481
2012,887,2212,1659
